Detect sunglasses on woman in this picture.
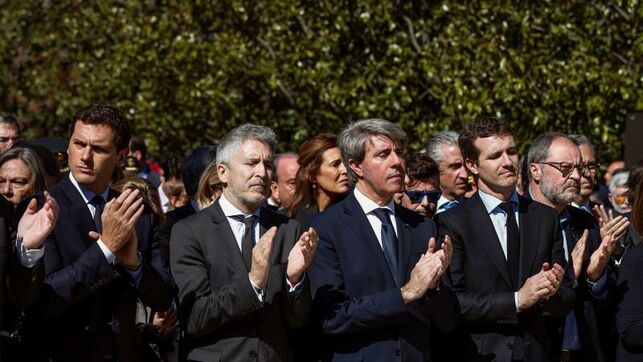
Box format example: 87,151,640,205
404,189,441,204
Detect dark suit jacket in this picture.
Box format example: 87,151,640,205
31,175,174,361
0,197,45,362
170,200,311,362
436,193,574,362
615,243,643,361
159,202,197,263
546,206,609,362
308,192,459,362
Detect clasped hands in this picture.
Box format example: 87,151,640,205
89,189,145,270
401,235,452,304
248,226,319,290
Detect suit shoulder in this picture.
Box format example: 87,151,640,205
567,206,597,227
520,195,558,219
261,206,301,231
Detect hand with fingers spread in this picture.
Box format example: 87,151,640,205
287,227,319,284
517,262,564,310
400,237,448,303
593,205,630,240
18,191,59,250
95,189,145,254
570,230,588,280
587,233,618,281
249,226,276,290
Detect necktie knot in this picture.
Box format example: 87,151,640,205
372,208,393,225
441,200,458,211
92,195,105,207
498,201,514,215
234,214,256,229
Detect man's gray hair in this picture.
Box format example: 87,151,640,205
526,132,570,180
338,118,407,185
609,171,630,193
426,131,459,164
568,134,595,155
216,124,277,165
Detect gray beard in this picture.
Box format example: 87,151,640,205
540,179,578,205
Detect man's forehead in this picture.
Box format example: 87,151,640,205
546,138,580,161
367,134,399,150
0,123,18,135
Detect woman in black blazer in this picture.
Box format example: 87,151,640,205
616,182,643,361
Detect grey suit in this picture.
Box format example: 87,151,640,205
170,200,310,362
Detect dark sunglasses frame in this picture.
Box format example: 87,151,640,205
404,189,441,204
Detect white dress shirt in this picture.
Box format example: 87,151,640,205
353,187,398,249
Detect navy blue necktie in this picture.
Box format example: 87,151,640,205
499,202,520,289
91,195,105,234
372,208,400,286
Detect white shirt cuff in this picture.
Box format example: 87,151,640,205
514,292,520,312
286,274,305,294
16,238,45,268
97,239,116,265
249,276,265,302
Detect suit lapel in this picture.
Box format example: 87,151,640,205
343,194,396,286
469,194,514,290
518,196,539,284
207,201,249,272
59,176,100,249
395,206,412,286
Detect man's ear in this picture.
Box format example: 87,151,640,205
348,159,363,179
217,164,229,184
529,163,542,182
117,149,128,164
465,158,478,176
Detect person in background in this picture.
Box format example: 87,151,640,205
610,171,632,214
195,160,224,209
599,160,626,206
158,146,216,262
268,152,299,212
568,134,601,213
112,176,178,362
0,147,49,207
426,130,468,214
288,133,350,229
0,114,20,154
615,181,643,362
157,153,183,213
130,136,162,188
398,152,440,218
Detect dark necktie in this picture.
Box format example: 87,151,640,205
92,195,105,233
499,202,520,289
372,208,400,286
234,215,256,270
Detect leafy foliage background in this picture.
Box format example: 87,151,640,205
1,1,641,162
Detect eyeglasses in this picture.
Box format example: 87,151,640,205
582,161,600,174
404,189,441,204
539,162,584,178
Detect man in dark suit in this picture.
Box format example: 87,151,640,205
436,117,574,362
308,119,459,362
32,104,174,361
170,124,317,362
0,193,58,361
527,133,621,362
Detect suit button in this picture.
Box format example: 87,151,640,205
507,342,513,350
249,350,258,358
395,348,401,356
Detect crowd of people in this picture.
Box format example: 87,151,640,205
0,105,641,362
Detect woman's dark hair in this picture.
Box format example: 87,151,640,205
288,134,338,217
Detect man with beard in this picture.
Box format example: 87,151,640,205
436,117,573,362
170,124,317,362
527,132,618,362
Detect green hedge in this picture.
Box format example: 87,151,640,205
1,1,641,162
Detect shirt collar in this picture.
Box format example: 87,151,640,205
219,193,260,219
353,187,396,216
68,172,110,206
478,189,519,214
559,207,571,224
436,194,462,210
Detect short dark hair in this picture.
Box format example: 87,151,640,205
405,152,438,184
129,136,147,159
182,146,217,198
459,116,514,163
0,113,21,135
69,104,131,151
